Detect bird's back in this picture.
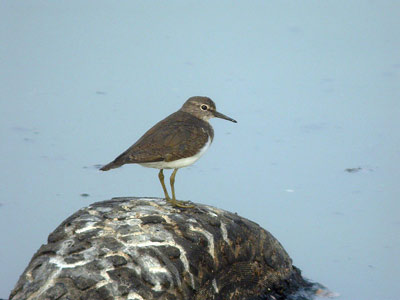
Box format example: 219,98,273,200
100,111,213,170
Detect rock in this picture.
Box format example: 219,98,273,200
9,197,318,300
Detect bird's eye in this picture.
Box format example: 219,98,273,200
201,104,208,111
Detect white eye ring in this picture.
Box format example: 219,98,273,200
200,104,208,111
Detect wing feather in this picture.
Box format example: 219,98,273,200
111,111,212,166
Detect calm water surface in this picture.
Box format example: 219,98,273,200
1,1,399,299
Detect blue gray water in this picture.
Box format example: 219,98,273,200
1,1,399,299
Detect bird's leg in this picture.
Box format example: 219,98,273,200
158,169,171,201
170,168,178,201
168,168,194,208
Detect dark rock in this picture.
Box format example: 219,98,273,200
140,215,166,224
106,255,128,267
43,282,66,299
9,197,322,300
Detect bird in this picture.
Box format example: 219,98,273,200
100,96,237,208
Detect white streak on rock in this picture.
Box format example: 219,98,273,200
220,222,229,244
48,257,88,269
162,215,194,288
127,291,145,300
75,222,100,234
189,224,215,260
96,266,113,289
31,270,60,300
212,278,219,293
207,211,218,217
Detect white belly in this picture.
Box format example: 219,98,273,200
139,138,211,169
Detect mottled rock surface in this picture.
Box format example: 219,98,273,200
10,197,317,300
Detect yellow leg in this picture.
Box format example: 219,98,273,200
170,168,178,201
158,169,171,200
168,168,194,208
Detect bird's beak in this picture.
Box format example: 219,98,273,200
213,111,237,123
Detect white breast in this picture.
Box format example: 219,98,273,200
139,138,212,169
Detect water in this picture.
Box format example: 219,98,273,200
1,1,399,299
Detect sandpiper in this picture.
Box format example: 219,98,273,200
100,96,237,208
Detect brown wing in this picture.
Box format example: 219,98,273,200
103,111,213,168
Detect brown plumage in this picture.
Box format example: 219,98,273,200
100,96,236,208
100,110,214,170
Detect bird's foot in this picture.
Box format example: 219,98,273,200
166,197,195,208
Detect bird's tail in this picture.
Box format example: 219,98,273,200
99,161,121,171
